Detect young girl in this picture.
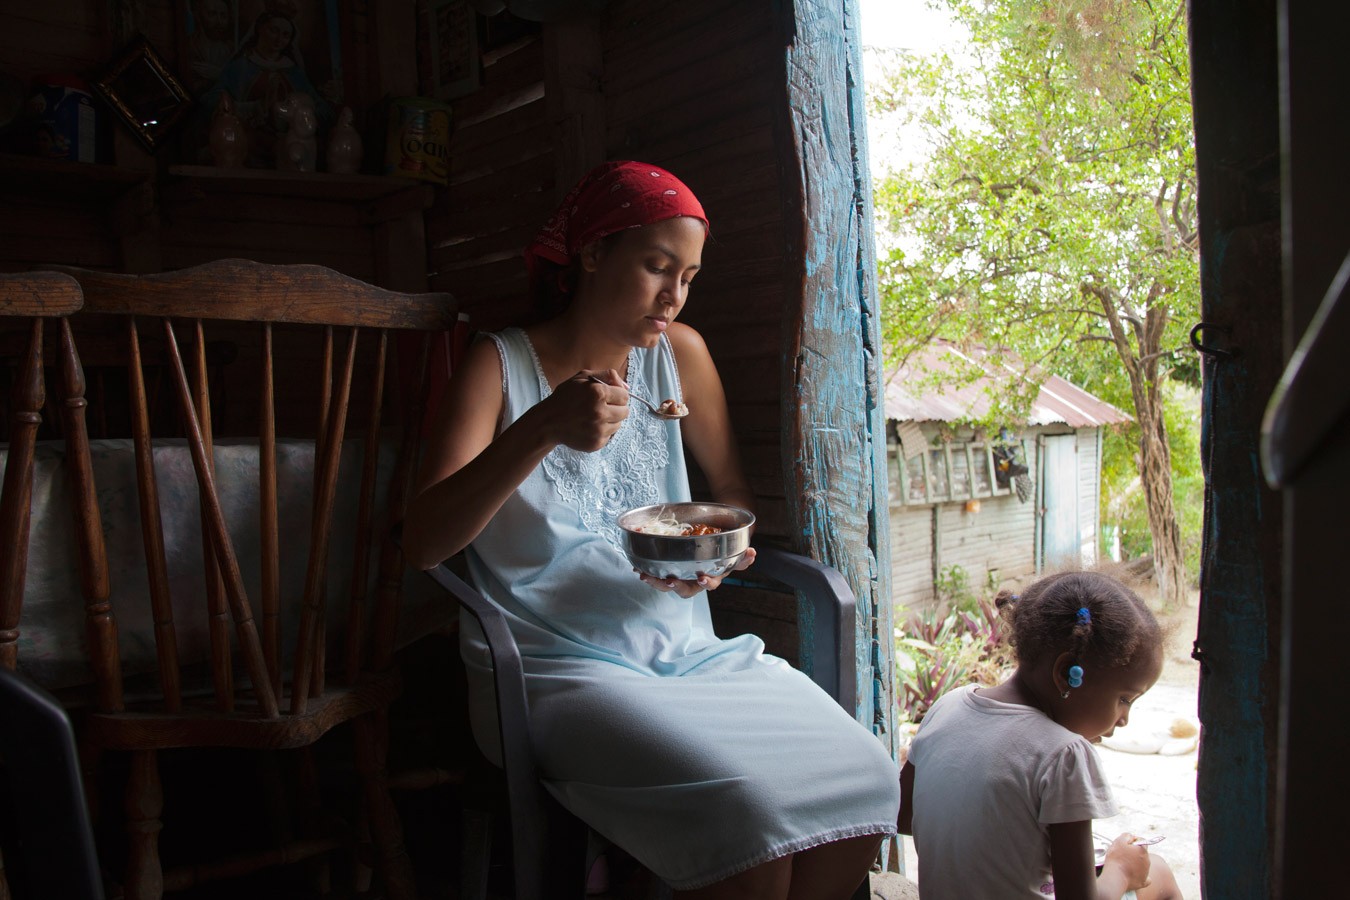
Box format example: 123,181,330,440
403,160,899,899
898,570,1184,900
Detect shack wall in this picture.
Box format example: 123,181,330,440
887,422,1107,612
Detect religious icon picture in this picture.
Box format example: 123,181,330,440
180,0,351,167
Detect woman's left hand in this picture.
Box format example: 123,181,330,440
638,547,757,597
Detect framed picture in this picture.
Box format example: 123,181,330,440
92,37,194,153
178,0,354,166
427,0,481,100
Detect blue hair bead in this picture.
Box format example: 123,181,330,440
1076,607,1091,625
1067,664,1084,688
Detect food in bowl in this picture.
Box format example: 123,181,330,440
633,508,723,536
617,502,754,582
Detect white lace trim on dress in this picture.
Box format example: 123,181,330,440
514,332,672,552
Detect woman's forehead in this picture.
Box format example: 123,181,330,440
625,217,706,254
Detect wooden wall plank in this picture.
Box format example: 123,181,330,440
449,113,554,175
544,17,605,190
603,1,767,96
162,193,365,228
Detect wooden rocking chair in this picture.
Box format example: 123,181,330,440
54,260,455,899
0,270,91,900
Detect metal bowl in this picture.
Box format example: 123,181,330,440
617,502,755,581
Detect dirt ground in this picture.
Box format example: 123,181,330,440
898,594,1203,898
1096,595,1202,898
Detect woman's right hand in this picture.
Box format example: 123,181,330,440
1101,834,1151,893
543,369,630,452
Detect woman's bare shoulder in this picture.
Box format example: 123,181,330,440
666,321,711,359
460,330,504,374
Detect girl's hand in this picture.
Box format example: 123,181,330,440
544,369,630,452
1102,833,1151,893
638,547,757,597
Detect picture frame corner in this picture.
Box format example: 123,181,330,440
93,34,195,153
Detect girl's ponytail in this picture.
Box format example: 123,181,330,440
1070,604,1094,659
993,589,1019,612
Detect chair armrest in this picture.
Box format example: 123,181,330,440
400,543,556,900
0,668,105,900
741,545,858,715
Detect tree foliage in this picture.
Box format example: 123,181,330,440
871,0,1199,603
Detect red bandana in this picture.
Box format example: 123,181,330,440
524,160,709,275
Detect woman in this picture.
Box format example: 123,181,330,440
403,160,899,899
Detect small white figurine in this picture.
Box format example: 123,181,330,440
326,106,363,174
208,93,248,168
275,93,318,172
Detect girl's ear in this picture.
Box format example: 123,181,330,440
1051,650,1077,695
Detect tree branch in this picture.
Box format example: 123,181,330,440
1138,344,1188,365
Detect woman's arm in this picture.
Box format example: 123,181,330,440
1048,822,1150,900
401,337,629,569
667,322,754,512
639,323,755,596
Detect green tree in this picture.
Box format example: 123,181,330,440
871,0,1198,605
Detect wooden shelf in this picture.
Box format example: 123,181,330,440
166,165,431,202
0,152,149,202
0,157,433,286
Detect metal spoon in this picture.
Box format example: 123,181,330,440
586,374,688,419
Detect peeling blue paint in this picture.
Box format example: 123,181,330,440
783,0,896,788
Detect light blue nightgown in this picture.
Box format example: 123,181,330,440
460,327,899,890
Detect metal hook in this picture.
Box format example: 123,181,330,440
1191,642,1210,675
1190,322,1235,358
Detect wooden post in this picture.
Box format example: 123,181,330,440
776,0,896,764
369,0,420,100
777,3,897,873
543,15,606,193
930,506,941,603
1190,0,1283,896
1269,0,1350,894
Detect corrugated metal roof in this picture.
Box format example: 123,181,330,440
883,340,1132,427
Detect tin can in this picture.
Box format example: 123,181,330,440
383,97,451,185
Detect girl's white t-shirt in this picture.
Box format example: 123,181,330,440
908,684,1118,899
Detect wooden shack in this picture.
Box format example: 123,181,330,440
883,341,1131,610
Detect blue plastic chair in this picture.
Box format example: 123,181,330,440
0,667,104,900
417,542,867,900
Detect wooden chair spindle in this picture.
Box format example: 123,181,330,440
291,327,358,715
161,317,277,718
260,322,282,696
127,317,180,712
0,318,43,672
